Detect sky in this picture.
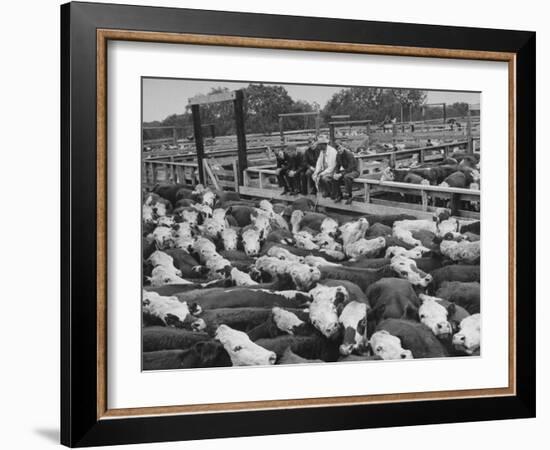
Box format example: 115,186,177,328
142,77,480,123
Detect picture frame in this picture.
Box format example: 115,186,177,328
61,1,536,447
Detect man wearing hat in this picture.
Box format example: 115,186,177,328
312,136,338,198
298,139,321,195
331,143,359,204
275,144,302,195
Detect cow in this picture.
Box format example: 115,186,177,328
220,227,239,251
266,246,304,263
175,288,309,310
319,265,396,292
393,219,437,247
308,284,348,339
344,237,386,259
428,266,480,293
278,348,324,364
364,213,417,228
255,256,321,291
365,222,392,238
369,330,413,360
385,245,431,259
241,226,263,256
265,228,295,246
199,307,274,335
343,257,392,269
146,250,181,277
440,239,480,264
254,334,340,362
319,279,368,304
163,248,200,278
215,324,277,366
148,265,195,287
365,278,419,329
390,256,433,288
151,226,175,249
142,326,209,352
339,218,369,247
153,183,189,205
338,301,368,355
294,231,320,251
376,319,448,358
460,221,481,235
436,281,480,314
229,267,258,287
417,294,453,339
452,314,481,355
260,241,344,263
142,291,205,331
290,210,338,236
226,205,256,227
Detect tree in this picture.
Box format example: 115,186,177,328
244,83,295,134
322,87,427,125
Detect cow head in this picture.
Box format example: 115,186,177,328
202,218,224,240
172,222,193,239
142,292,205,330
180,209,199,226
294,231,319,250
290,210,304,233
149,266,190,287
390,256,433,288
418,294,453,339
289,263,321,291
308,285,348,339
369,330,413,360
242,227,262,256
272,307,305,335
380,167,395,182
201,190,216,208
147,250,177,271
152,226,175,250
157,216,175,228
339,301,368,355
221,227,238,251
452,314,481,355
267,246,304,263
259,199,274,213
320,217,339,237
174,236,195,252
339,218,369,247
215,325,277,366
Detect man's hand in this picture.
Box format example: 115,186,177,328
288,170,296,177
275,168,282,175
333,173,342,180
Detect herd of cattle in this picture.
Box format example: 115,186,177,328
142,184,481,370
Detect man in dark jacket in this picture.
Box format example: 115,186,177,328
276,144,302,195
331,144,359,204
299,141,320,195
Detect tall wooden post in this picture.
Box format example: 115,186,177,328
172,127,177,146
279,116,284,145
466,107,473,153
329,123,335,146
443,103,447,123
233,89,247,186
315,112,320,138
191,104,205,185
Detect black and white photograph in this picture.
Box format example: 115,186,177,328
141,78,481,370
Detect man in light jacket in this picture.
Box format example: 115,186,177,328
312,136,337,198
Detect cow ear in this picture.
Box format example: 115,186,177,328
403,303,418,321
446,302,457,318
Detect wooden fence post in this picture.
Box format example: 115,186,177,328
466,108,473,154
329,123,335,146
233,89,248,186
279,116,284,145
191,104,205,185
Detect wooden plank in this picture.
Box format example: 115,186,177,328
203,160,221,191
239,186,436,219
188,90,236,105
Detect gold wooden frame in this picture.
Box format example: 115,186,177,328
96,29,516,420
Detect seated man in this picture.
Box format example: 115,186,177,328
299,140,320,195
312,136,337,198
331,144,359,204
275,144,301,195
286,145,303,195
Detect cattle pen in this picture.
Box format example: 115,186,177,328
143,90,480,220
